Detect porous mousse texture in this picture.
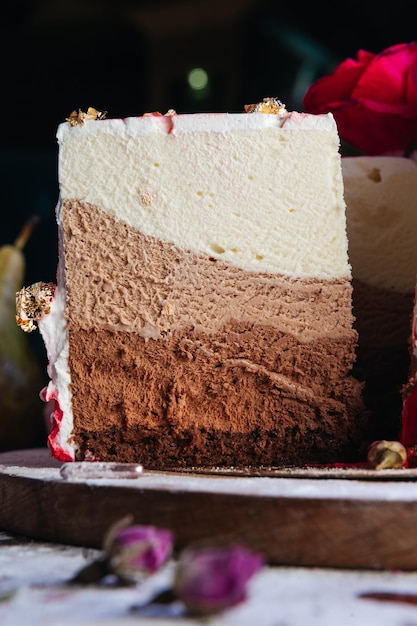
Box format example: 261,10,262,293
23,104,368,468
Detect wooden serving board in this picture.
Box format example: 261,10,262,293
2,448,417,571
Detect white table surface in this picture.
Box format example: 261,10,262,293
2,531,417,625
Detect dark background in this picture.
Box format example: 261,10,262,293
0,0,414,289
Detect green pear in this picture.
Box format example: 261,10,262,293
0,218,46,451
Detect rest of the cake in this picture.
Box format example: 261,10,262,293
401,288,417,458
17,103,367,467
342,156,417,442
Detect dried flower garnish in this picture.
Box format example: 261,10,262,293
244,97,287,115
104,517,173,580
68,517,266,618
66,107,107,126
367,440,407,470
16,281,55,333
70,516,173,585
173,543,264,615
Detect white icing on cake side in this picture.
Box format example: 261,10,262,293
38,277,74,460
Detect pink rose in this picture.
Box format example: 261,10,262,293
303,42,417,156
173,544,264,615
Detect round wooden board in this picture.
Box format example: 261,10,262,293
2,448,417,571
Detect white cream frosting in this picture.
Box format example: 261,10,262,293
57,112,351,279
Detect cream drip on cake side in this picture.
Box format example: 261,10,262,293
38,285,74,460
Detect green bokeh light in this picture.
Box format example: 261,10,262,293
187,67,209,91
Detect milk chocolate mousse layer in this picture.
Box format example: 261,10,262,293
63,201,366,467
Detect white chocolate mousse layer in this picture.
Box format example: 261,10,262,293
57,112,350,279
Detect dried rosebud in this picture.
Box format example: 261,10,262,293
173,544,264,615
367,440,408,470
103,517,174,582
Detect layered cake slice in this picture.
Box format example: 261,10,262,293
342,156,417,442
17,102,367,467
